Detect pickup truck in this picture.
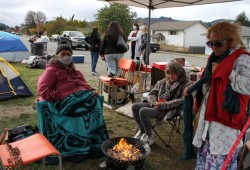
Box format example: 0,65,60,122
57,31,89,50
150,42,160,53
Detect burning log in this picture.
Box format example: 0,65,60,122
107,138,142,161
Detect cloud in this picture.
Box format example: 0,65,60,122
0,0,250,27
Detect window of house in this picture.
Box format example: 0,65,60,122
169,31,177,35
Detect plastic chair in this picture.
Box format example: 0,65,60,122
152,106,182,147
0,133,62,170
98,58,136,109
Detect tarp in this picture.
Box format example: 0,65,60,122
0,31,30,62
0,57,33,101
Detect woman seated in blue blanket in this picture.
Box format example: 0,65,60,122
37,44,109,163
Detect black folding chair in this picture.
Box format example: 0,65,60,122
152,106,182,147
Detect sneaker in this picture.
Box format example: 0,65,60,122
140,134,154,145
92,72,99,76
133,130,143,139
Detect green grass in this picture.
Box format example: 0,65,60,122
0,63,196,170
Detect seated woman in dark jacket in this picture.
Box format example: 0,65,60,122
37,44,109,163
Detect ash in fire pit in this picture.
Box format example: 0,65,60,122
101,137,151,170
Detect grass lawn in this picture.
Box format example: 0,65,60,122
0,63,195,170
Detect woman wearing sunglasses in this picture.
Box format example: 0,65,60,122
184,21,250,169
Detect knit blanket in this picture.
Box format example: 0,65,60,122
37,90,109,162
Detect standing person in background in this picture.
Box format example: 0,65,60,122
99,21,126,77
184,21,250,169
140,26,150,65
128,23,141,60
85,26,101,76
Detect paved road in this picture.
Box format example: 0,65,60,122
20,35,208,76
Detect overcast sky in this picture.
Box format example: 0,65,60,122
1,0,250,27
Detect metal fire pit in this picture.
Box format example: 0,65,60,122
101,137,151,170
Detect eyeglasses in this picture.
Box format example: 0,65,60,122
206,40,226,48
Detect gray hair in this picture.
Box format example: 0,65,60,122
165,62,188,84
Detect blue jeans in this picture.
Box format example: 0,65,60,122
90,51,99,72
105,53,123,75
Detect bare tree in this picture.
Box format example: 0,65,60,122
24,10,47,34
25,10,37,29
35,11,47,33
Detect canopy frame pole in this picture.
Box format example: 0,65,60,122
144,0,152,89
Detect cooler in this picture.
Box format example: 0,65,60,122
152,62,167,71
72,55,84,63
151,62,167,88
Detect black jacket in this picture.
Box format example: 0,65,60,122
99,35,127,55
85,31,101,52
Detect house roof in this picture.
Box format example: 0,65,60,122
150,21,208,31
152,33,165,38
241,26,250,37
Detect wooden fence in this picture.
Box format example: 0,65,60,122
160,44,189,53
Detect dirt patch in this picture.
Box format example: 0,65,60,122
0,105,34,118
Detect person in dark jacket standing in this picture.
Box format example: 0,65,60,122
85,26,101,76
99,21,126,77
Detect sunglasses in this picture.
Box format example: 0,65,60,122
206,40,226,48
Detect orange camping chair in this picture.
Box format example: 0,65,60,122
98,58,136,109
0,133,62,170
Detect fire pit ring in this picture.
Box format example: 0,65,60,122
101,137,151,170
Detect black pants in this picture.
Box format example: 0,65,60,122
131,44,135,59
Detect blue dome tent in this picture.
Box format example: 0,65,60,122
0,31,30,62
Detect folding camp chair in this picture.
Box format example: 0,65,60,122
152,106,182,147
98,58,136,109
0,133,62,170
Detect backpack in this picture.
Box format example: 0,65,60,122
8,124,39,142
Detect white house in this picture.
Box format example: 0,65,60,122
241,26,250,51
150,21,208,49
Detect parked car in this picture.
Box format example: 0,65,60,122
57,31,89,50
50,34,59,42
150,42,160,53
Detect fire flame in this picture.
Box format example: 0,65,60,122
107,138,142,161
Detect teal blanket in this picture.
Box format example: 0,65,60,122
37,90,109,162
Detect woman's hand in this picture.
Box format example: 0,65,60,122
184,87,189,96
92,89,99,96
100,55,105,61
153,102,160,109
212,62,218,74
